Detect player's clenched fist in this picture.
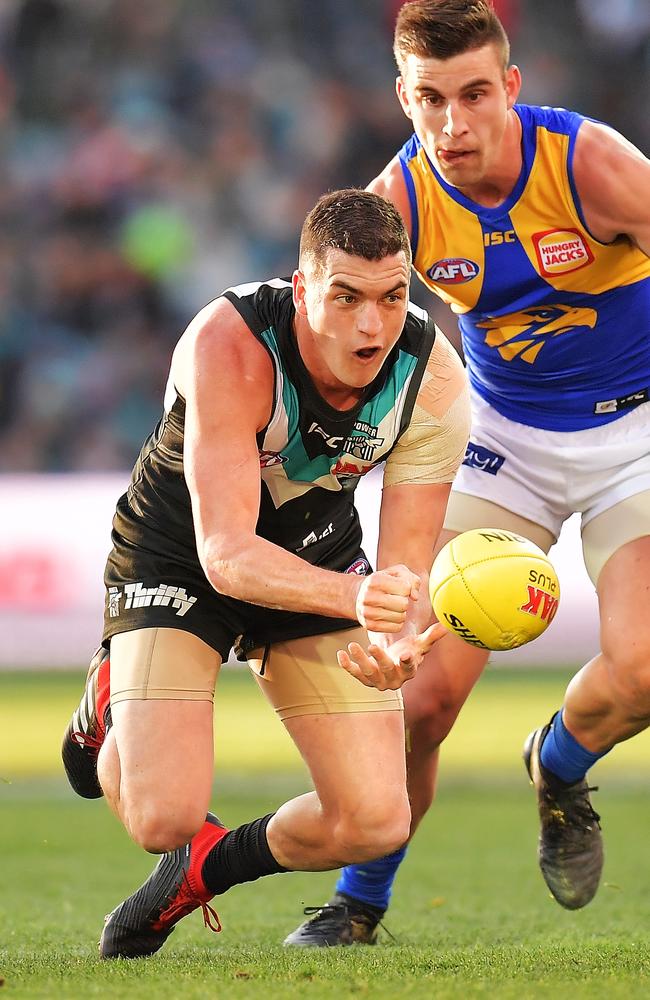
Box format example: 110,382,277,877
354,564,421,633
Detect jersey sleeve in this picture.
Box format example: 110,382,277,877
383,330,470,487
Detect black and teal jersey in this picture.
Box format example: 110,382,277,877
103,279,439,657
112,279,436,578
223,279,436,561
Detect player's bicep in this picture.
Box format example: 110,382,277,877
574,121,650,253
185,390,262,547
179,301,273,558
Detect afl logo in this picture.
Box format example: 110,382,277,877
427,258,480,284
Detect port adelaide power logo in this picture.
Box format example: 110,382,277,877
307,420,384,461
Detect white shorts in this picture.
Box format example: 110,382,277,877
444,394,650,583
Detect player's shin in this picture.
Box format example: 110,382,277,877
335,846,407,912
200,813,288,895
540,710,611,783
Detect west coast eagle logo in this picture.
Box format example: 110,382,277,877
476,304,597,363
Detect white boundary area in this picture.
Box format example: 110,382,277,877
0,472,599,668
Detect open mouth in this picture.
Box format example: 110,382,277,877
354,347,381,361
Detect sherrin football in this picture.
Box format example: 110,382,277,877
429,528,560,651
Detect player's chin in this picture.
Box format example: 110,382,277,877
349,350,384,378
437,155,479,184
347,374,375,390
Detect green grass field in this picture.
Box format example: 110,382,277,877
3,666,650,999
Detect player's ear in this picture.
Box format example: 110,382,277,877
396,76,413,120
505,64,521,109
292,269,308,316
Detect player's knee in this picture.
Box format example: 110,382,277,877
406,687,463,749
334,800,411,863
124,801,205,854
608,644,650,713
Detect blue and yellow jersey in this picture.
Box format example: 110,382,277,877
398,104,650,430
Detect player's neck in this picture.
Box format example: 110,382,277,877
455,109,522,208
304,358,366,410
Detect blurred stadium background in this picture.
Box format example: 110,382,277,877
2,0,648,669
2,5,650,993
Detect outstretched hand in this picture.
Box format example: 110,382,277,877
337,622,448,691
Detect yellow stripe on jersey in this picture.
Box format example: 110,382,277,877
511,127,650,295
408,145,485,313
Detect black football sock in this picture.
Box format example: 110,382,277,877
201,813,288,895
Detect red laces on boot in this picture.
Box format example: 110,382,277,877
71,731,104,752
155,870,222,934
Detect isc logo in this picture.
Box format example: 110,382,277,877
427,258,480,284
483,229,516,246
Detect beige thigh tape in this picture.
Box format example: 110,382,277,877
443,491,556,552
110,627,221,704
582,490,650,585
247,628,403,721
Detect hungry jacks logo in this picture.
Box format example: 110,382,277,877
532,229,594,276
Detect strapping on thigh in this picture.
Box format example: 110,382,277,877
582,492,650,585
444,492,555,552
247,630,403,721
109,627,220,704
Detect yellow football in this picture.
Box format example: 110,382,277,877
429,528,560,651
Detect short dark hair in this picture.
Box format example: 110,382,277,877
394,0,510,73
299,189,411,273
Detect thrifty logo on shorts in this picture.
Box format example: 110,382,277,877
462,442,505,475
108,583,197,618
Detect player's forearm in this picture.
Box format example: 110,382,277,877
200,532,361,619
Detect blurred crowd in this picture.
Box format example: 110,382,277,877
1,0,648,472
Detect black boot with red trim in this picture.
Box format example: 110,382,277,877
99,813,227,960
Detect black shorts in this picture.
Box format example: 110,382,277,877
103,523,371,662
